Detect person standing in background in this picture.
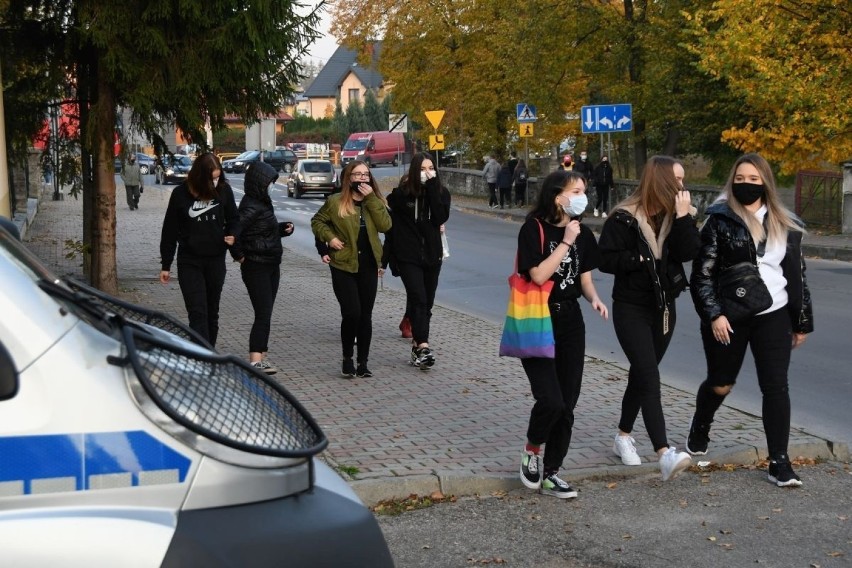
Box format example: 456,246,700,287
121,154,143,210
497,161,514,210
229,162,294,375
513,159,529,208
482,154,501,209
159,153,239,348
574,151,593,186
593,155,615,218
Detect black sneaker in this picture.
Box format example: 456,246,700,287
356,362,372,378
415,347,435,371
341,358,356,378
768,456,802,487
686,419,710,456
520,450,541,489
540,473,578,499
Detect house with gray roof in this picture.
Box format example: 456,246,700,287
298,43,386,119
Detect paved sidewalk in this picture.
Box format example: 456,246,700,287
22,185,849,505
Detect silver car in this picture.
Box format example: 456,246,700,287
0,225,393,567
287,159,338,199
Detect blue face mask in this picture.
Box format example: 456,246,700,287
562,194,588,217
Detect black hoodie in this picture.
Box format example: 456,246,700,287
230,162,292,264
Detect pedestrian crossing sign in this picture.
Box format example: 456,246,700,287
516,103,537,123
519,123,534,138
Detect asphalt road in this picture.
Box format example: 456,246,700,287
226,167,851,450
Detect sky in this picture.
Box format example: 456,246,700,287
304,3,339,64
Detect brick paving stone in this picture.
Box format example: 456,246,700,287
20,182,841,495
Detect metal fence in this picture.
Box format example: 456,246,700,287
795,170,843,232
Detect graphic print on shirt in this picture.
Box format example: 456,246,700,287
188,199,220,222
548,240,579,291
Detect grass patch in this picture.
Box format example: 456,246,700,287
336,464,360,478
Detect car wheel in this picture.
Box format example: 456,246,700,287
392,156,398,167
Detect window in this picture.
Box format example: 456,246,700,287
348,88,360,102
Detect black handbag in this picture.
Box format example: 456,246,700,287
717,231,771,323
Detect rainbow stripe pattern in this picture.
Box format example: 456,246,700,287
499,274,555,358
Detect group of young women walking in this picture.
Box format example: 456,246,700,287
514,152,813,499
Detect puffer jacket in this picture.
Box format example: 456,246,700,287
598,205,700,310
689,202,814,333
230,162,291,264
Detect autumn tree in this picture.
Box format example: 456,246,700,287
689,0,852,174
1,0,322,293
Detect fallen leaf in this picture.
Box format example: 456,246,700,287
837,515,848,521
758,516,771,520
606,482,618,489
720,529,733,535
622,534,633,540
810,563,821,568
772,508,783,513
430,490,445,501
827,552,844,558
718,543,735,550
708,536,717,542
679,499,688,507
422,545,431,549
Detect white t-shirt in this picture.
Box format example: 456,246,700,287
755,206,788,314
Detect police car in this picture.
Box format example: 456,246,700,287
0,225,393,567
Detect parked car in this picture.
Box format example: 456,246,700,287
216,151,241,164
287,159,338,199
222,151,255,173
341,131,410,167
224,150,298,174
0,224,394,567
135,153,157,175
154,154,193,184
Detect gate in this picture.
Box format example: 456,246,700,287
795,170,842,232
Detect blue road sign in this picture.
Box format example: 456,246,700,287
516,103,537,123
581,104,633,134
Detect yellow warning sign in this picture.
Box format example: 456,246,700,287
425,110,445,130
429,135,446,151
519,123,534,138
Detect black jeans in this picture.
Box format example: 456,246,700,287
397,261,442,345
240,260,280,353
177,255,227,347
330,257,377,362
594,184,609,213
125,185,140,209
487,182,498,206
514,183,527,206
521,299,586,475
612,300,676,451
498,186,512,208
694,307,793,458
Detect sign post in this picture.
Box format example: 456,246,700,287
516,103,537,168
425,110,446,167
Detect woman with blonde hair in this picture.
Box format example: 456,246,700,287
598,155,700,481
311,161,391,378
687,153,813,487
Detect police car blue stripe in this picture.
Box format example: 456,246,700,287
0,431,191,496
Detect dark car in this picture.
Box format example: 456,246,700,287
154,155,193,185
114,153,156,175
226,150,298,174
265,149,298,173
287,159,338,199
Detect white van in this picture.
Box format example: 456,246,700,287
0,226,393,567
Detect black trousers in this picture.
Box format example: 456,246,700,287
694,307,793,458
487,182,498,206
521,299,586,475
125,185,140,209
514,183,527,206
397,261,442,345
240,260,280,354
612,300,675,451
330,256,378,362
177,255,227,347
594,184,610,213
498,186,512,208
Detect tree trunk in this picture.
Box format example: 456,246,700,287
662,125,680,157
90,71,119,294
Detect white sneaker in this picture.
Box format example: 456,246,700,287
593,209,600,217
659,447,692,481
601,212,607,218
613,434,642,466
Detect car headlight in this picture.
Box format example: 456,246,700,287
166,168,175,175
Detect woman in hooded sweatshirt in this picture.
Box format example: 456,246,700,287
160,152,239,348
597,155,700,481
230,161,293,375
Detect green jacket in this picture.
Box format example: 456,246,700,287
311,193,392,273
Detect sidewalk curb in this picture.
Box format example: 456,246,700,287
350,440,848,506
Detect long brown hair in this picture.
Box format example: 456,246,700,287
337,160,384,217
719,153,803,245
614,155,682,234
187,153,223,201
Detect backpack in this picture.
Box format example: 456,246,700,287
518,171,527,182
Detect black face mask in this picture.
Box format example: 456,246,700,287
732,182,765,206
350,181,362,193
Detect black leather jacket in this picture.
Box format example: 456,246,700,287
598,207,700,310
230,162,292,264
689,202,813,333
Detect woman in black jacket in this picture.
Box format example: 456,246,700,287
385,152,451,370
688,153,813,487
230,162,293,374
598,155,700,481
159,153,239,348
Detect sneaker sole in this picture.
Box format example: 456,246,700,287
520,460,541,490
685,443,707,456
540,488,578,499
613,442,642,466
768,474,803,487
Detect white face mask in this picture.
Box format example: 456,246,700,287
561,194,588,217
420,171,428,184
